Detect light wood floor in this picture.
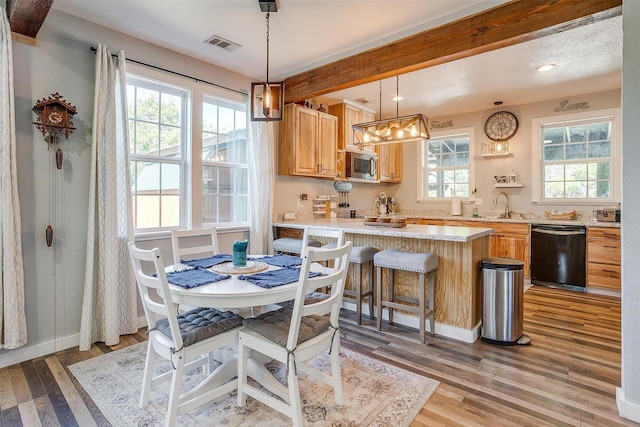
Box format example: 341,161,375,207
0,285,634,426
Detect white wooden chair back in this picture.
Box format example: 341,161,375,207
171,227,220,264
128,242,184,351
287,241,352,351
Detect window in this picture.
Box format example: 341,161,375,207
127,68,250,233
128,76,187,230
418,128,474,201
202,96,248,224
532,108,620,203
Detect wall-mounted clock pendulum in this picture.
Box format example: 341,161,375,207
32,93,77,246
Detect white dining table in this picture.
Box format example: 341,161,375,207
166,256,324,309
164,256,324,403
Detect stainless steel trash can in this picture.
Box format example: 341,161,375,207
481,257,531,345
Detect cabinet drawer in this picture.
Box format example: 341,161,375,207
465,221,529,235
419,219,444,226
587,240,621,265
587,262,621,290
588,227,620,240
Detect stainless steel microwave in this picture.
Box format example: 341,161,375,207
346,151,377,181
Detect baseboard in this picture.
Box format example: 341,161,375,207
340,301,479,343
617,387,640,422
0,316,148,370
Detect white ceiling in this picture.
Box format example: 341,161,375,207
50,0,622,118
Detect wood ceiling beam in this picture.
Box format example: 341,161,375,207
6,0,54,44
283,0,622,104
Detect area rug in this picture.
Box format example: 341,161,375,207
69,342,438,426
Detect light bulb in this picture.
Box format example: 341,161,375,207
410,125,418,137
262,84,272,117
496,142,503,153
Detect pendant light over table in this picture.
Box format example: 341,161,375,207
250,0,284,121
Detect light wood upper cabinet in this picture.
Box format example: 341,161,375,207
279,104,338,179
377,142,402,182
328,101,376,153
587,227,621,291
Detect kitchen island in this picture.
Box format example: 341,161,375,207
273,218,492,342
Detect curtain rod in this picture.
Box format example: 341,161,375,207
90,46,248,97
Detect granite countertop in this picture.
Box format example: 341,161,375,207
272,218,493,243
407,214,621,228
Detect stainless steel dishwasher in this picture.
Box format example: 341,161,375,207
530,224,586,292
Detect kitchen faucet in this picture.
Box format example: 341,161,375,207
493,192,511,218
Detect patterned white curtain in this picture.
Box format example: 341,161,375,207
248,121,275,255
0,7,27,350
79,44,137,351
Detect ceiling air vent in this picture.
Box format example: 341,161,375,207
205,35,241,52
354,97,372,105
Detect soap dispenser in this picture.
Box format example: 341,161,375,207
507,169,518,184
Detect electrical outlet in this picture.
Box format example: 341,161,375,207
297,198,303,208
475,198,483,206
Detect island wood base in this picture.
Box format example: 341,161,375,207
275,226,491,343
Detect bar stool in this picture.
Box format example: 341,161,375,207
325,244,378,324
374,250,439,344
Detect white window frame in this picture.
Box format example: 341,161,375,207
126,62,249,235
417,127,475,202
128,74,190,232
531,108,621,205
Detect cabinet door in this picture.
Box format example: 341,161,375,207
377,143,402,182
293,107,319,175
360,109,376,152
490,233,530,278
444,220,464,226
318,113,338,177
343,103,362,151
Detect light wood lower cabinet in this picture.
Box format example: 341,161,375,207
278,104,338,179
464,221,530,278
587,227,621,291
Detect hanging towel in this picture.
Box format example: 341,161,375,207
238,268,323,289
165,269,231,289
182,254,234,269
249,254,302,268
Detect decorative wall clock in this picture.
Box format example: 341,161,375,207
484,103,519,142
33,92,77,140
32,92,78,247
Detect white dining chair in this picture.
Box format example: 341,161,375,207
171,227,220,264
237,241,353,426
127,242,243,427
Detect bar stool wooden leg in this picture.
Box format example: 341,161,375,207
355,263,363,325
388,269,394,325
428,270,435,336
367,261,374,320
419,272,426,344
376,265,383,331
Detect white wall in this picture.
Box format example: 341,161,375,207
618,0,640,422
0,10,250,368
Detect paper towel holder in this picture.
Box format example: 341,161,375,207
451,199,462,216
